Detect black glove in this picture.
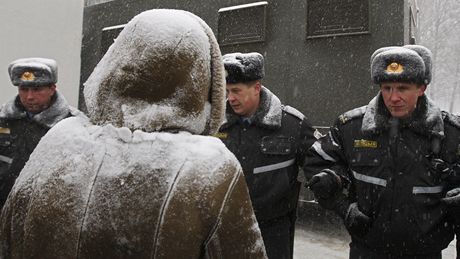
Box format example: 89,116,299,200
344,202,371,237
430,158,452,178
307,169,341,199
442,188,460,206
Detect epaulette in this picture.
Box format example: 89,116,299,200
338,106,366,125
442,111,460,129
282,105,305,121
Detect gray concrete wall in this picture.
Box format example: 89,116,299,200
80,0,413,126
0,0,83,107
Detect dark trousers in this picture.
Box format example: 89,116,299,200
350,242,442,259
259,215,292,259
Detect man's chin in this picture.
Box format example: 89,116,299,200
25,105,44,113
390,109,409,118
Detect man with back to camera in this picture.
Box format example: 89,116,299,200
0,10,268,258
304,44,460,258
217,52,318,259
0,57,82,208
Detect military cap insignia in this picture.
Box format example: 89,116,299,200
339,114,348,124
354,139,378,148
0,127,11,134
20,71,35,81
386,62,404,73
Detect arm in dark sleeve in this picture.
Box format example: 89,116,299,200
296,117,318,167
302,121,349,184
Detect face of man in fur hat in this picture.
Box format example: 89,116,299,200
371,45,431,119
226,81,261,117
380,82,426,118
18,85,56,114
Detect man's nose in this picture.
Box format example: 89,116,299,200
227,93,235,102
25,90,35,100
389,89,400,102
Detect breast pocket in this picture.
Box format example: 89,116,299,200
260,136,294,155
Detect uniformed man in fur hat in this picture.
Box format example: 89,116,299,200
304,45,460,258
217,52,317,259
0,57,82,208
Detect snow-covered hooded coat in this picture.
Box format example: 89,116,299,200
0,9,267,259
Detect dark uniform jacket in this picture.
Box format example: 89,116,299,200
218,87,317,222
305,93,460,255
0,92,81,208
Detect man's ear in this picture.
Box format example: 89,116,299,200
254,80,261,94
418,84,427,96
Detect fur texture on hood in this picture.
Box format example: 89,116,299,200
83,9,225,135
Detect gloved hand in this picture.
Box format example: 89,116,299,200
442,188,460,206
430,158,452,178
344,202,371,237
307,169,341,199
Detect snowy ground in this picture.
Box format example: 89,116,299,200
293,225,457,259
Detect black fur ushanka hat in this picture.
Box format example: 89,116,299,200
371,45,432,85
223,52,264,84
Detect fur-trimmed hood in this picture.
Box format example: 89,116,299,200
362,92,444,138
221,86,282,130
83,9,225,135
0,91,81,128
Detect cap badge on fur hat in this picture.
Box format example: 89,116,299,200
20,71,35,81
8,57,58,87
386,62,404,73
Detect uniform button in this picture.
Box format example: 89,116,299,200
398,172,403,175
242,156,246,160
243,128,247,132
394,209,399,212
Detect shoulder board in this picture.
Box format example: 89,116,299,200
282,105,305,120
338,106,366,125
442,111,460,129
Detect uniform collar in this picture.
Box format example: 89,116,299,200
0,91,73,128
221,86,282,130
362,92,444,138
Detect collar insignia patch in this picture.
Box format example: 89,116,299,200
0,127,11,134
213,132,228,139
